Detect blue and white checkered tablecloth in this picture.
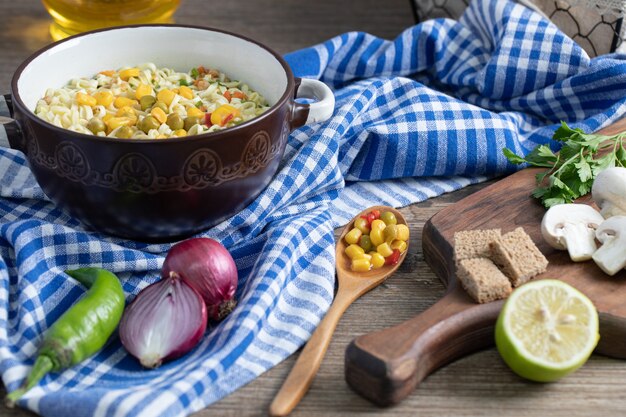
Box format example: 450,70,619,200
2,0,626,415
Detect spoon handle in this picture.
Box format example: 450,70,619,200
269,283,358,417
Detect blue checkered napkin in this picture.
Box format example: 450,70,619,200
3,0,626,416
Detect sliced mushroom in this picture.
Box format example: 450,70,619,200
592,167,626,218
592,215,626,276
541,203,604,261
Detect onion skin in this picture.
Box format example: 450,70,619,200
119,275,207,369
162,238,238,321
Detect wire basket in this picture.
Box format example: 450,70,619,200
409,0,626,56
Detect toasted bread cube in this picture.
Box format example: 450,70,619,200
457,258,513,304
454,229,501,264
489,227,548,287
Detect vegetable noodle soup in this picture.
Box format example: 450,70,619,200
35,63,271,139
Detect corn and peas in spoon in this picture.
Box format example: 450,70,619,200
344,209,410,271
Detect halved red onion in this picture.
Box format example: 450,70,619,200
119,274,207,369
162,238,238,321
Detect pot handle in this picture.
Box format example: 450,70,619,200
291,78,335,129
1,94,13,118
0,94,23,150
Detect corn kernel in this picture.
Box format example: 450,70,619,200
75,92,97,107
397,224,410,241
115,106,137,125
105,116,134,131
102,113,114,123
151,107,167,124
377,242,393,257
156,134,168,139
179,85,194,99
354,217,370,234
354,253,372,262
115,106,136,117
113,96,138,109
370,252,385,269
186,106,205,119
344,228,362,245
370,219,386,232
370,228,384,246
135,84,153,100
210,104,240,126
345,244,365,259
94,91,114,107
119,67,140,81
173,129,187,137
351,258,371,272
391,240,407,253
157,89,176,106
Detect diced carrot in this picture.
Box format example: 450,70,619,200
223,91,231,101
99,70,115,77
233,91,246,100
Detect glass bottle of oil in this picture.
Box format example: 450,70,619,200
41,0,181,41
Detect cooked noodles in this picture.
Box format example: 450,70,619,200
34,63,270,139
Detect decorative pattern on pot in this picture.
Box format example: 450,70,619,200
183,149,224,188
29,130,283,193
112,153,158,192
241,131,271,176
55,142,90,181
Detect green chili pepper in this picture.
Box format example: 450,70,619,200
5,267,125,407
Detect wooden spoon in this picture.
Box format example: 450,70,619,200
269,205,409,417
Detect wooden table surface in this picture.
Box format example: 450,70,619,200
1,1,626,416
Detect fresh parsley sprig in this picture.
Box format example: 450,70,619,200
503,122,626,208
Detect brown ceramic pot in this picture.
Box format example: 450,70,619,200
0,25,334,241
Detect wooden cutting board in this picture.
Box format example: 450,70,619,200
344,120,626,407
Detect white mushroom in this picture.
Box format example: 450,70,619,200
592,215,626,276
541,203,604,261
592,167,626,218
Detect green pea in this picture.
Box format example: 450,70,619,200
139,95,157,111
5,268,125,406
140,116,161,134
116,126,133,139
380,211,397,226
359,235,373,252
86,117,106,134
152,101,168,113
166,113,184,131
184,116,200,131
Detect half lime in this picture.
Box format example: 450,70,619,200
495,279,599,382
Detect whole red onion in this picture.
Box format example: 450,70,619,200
162,237,238,321
119,274,207,369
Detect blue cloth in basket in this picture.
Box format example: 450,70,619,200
2,0,626,415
